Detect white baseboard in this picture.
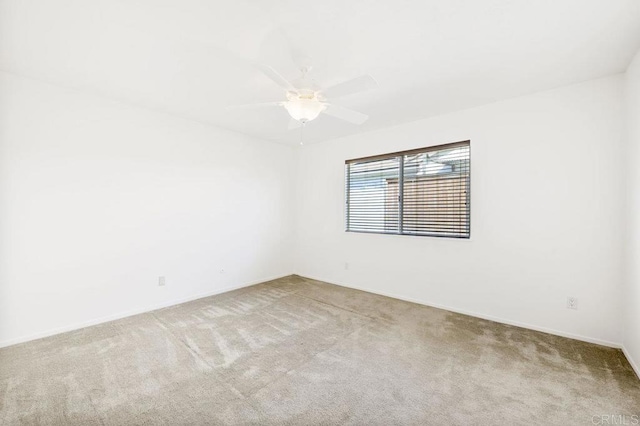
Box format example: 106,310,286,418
5,271,635,376
297,274,622,349
622,346,640,379
0,273,293,349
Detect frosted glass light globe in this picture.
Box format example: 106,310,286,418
284,94,326,122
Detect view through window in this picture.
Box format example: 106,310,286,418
345,141,470,238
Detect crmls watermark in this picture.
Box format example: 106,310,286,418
592,414,640,425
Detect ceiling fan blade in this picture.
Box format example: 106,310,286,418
227,101,283,110
322,75,378,99
257,64,296,92
323,104,369,125
288,118,302,130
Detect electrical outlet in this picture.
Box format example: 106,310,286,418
566,297,578,310
158,276,166,287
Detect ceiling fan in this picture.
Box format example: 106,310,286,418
229,57,378,130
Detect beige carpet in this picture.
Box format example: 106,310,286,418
0,275,638,425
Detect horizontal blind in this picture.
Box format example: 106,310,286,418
346,156,400,233
345,141,470,238
402,143,470,237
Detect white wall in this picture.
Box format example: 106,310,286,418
0,69,631,351
624,50,640,373
294,75,625,346
0,71,295,347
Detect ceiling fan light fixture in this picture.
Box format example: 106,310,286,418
284,98,326,123
229,62,376,129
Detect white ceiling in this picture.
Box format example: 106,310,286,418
2,0,640,145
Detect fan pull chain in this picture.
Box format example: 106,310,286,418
300,121,306,145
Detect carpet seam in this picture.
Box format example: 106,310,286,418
288,281,394,323
235,283,381,400
240,323,373,420
149,311,220,374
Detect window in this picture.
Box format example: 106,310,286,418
345,141,470,238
